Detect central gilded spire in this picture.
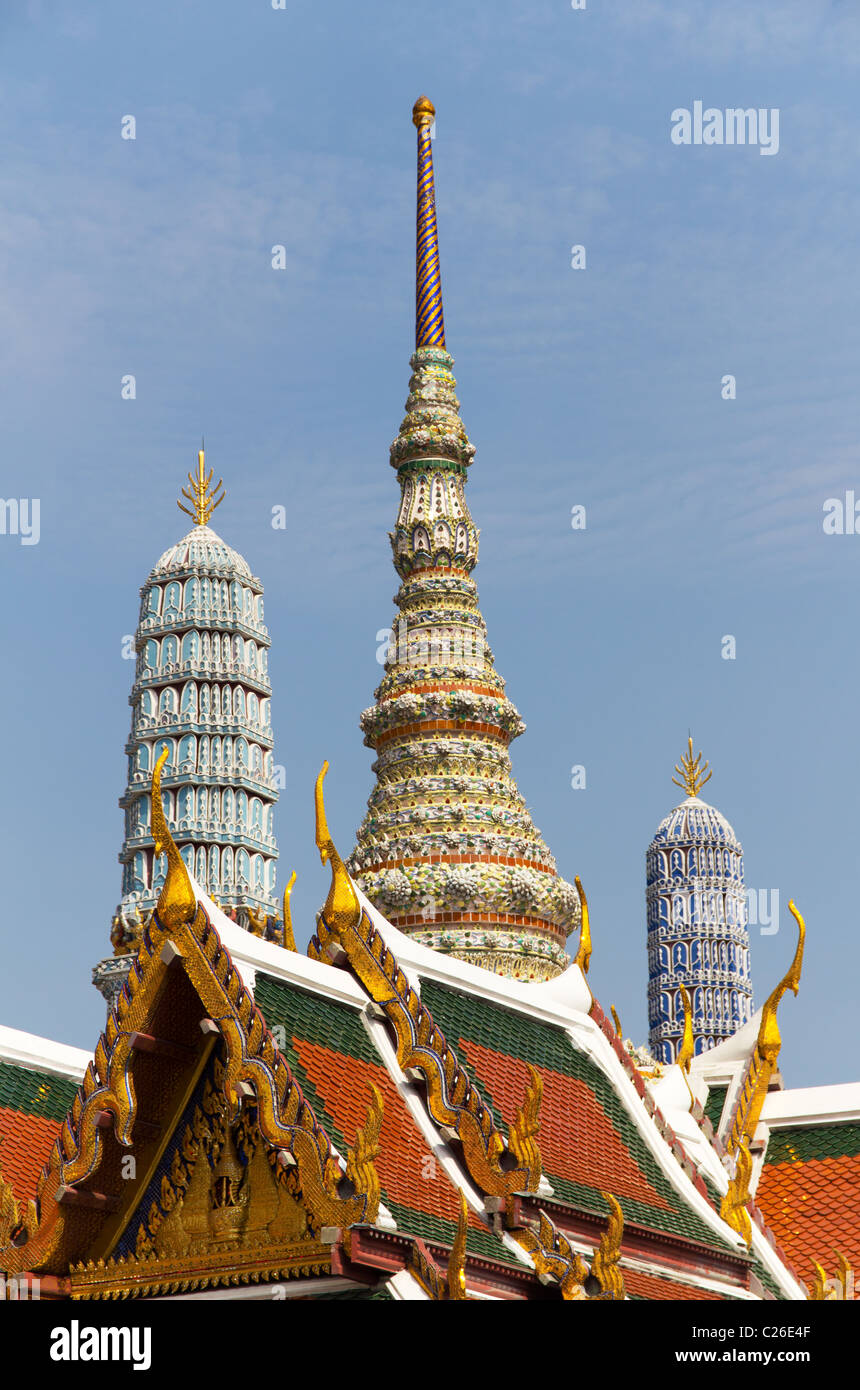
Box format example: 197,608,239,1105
178,444,225,527
346,100,580,982
672,736,712,799
413,96,446,350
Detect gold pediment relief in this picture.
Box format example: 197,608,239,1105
139,1066,314,1263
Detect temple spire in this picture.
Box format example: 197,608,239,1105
348,102,580,982
671,735,712,799
647,738,753,1063
413,97,446,350
178,443,225,527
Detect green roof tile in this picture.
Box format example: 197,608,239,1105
765,1122,860,1166
704,1085,728,1131
0,1060,79,1121
419,980,735,1253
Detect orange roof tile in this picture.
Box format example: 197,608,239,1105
756,1152,860,1286
0,1106,62,1205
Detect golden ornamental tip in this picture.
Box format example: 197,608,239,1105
574,876,592,976
177,445,225,527
412,95,436,128
315,762,361,935
447,1191,469,1300
677,984,695,1076
151,745,197,930
282,870,297,953
671,735,712,799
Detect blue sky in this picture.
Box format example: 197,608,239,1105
1,1,858,1087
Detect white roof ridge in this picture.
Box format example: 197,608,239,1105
0,1022,90,1079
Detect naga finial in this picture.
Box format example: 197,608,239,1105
758,900,805,1064
315,762,361,934
671,735,712,799
591,1193,625,1299
282,870,297,952
720,1142,753,1245
677,984,695,1074
447,1191,469,1300
151,745,197,929
574,876,592,975
508,1064,543,1189
177,442,225,527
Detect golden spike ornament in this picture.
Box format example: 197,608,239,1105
282,870,298,952
340,1084,384,1219
835,1251,854,1300
677,984,695,1074
590,1193,625,1299
178,444,225,527
610,1006,623,1038
720,1142,753,1245
671,736,712,798
758,900,805,1066
447,1192,468,1300
151,745,198,930
0,1149,21,1249
811,1251,855,1300
809,1260,829,1301
315,762,361,935
574,876,592,975
728,901,805,1157
508,1064,543,1180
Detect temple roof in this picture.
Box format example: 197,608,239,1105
754,1115,860,1286
0,1025,87,1212
0,824,805,1300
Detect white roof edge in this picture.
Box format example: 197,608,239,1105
761,1081,860,1127
357,886,802,1294
0,1023,90,1080
190,877,368,1010
354,884,594,1023
690,1011,762,1074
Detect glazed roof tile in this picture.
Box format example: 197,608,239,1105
756,1123,860,1283
0,1059,79,1121
418,979,734,1252
253,973,520,1268
0,1060,80,1207
0,1107,64,1205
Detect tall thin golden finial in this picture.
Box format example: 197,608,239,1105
573,876,592,975
447,1191,469,1300
282,870,297,953
412,96,446,350
151,745,197,930
178,442,225,527
757,900,805,1064
315,762,361,934
671,736,712,798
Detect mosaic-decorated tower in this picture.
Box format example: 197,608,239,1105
347,98,580,982
646,739,754,1063
93,450,282,1006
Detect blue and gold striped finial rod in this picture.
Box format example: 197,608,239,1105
413,96,446,350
